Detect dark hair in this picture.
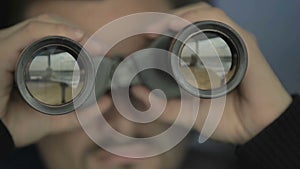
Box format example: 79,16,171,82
170,0,210,8
0,0,31,28
0,0,210,29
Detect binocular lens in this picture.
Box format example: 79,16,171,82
170,21,247,98
179,32,233,90
25,47,83,105
15,36,92,115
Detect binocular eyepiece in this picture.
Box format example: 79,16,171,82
15,21,247,115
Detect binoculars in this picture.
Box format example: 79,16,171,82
15,21,247,115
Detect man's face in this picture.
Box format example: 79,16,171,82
25,1,188,169
37,105,187,169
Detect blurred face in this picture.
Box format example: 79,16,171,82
25,1,188,169
37,104,187,169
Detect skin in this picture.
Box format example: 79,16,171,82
1,0,172,147
37,103,188,169
0,0,293,168
1,1,188,169
132,2,292,144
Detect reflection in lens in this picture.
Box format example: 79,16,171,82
179,32,236,90
25,47,83,105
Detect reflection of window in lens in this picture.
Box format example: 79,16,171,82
28,52,80,87
25,49,83,106
179,32,233,90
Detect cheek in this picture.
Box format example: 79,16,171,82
38,129,93,169
62,130,92,157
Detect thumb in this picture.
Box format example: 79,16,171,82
130,85,182,124
49,95,112,134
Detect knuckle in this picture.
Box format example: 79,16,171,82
53,23,71,34
247,32,258,42
198,2,212,8
209,7,226,17
36,13,54,21
24,21,73,37
24,20,42,34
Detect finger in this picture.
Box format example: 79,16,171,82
97,95,113,114
49,95,112,135
0,14,79,38
130,86,151,108
145,2,212,38
131,85,214,131
130,85,181,124
11,21,85,45
145,17,171,39
169,7,232,32
80,36,110,57
171,2,212,16
49,112,80,135
34,14,81,28
1,21,85,71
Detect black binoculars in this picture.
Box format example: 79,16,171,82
15,21,247,115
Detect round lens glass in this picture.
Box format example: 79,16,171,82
25,47,83,106
179,32,236,90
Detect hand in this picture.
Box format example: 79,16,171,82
0,14,110,147
132,3,292,144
